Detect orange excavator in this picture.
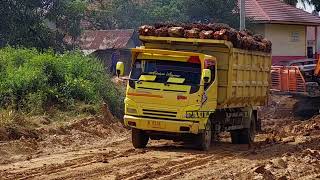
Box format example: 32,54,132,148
271,58,320,118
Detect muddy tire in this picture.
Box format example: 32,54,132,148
230,115,256,144
132,129,149,148
230,130,240,144
197,120,212,151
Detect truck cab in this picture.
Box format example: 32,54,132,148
117,48,217,150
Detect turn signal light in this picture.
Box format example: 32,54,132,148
177,95,187,100
128,121,136,127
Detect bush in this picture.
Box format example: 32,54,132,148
0,47,124,118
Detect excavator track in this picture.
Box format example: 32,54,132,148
293,95,320,119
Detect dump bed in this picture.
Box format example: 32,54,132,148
139,36,272,109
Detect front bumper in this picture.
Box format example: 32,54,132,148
124,115,200,134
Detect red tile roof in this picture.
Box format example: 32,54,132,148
80,29,136,50
245,0,320,25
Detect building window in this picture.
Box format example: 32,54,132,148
291,32,300,42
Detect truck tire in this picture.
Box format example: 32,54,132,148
230,115,256,144
239,115,256,144
230,130,240,144
132,129,149,148
197,120,212,151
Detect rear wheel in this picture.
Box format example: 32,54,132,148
132,129,149,148
239,118,256,144
230,115,256,144
197,120,212,151
230,130,240,144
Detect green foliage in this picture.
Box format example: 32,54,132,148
0,0,242,50
89,0,147,29
0,0,53,49
3,0,320,51
48,0,88,40
0,47,124,118
183,0,239,26
89,0,240,29
308,0,320,11
0,0,88,50
283,0,299,5
142,0,187,23
0,0,241,50
283,0,320,12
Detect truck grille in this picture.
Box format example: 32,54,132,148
142,109,177,118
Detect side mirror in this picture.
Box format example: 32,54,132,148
116,62,124,77
202,69,211,83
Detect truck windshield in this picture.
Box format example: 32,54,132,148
130,59,201,86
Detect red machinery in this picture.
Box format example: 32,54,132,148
271,58,320,118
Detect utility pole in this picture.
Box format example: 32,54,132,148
240,0,246,30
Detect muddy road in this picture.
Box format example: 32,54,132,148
0,96,319,180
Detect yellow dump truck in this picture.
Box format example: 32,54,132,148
116,36,272,150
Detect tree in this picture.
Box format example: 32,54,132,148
283,0,300,5
47,0,88,49
0,0,241,49
311,0,320,11
0,0,87,50
88,0,239,29
183,0,239,27
0,0,55,49
283,0,320,12
89,0,146,29
143,0,187,23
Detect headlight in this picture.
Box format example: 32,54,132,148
127,108,137,114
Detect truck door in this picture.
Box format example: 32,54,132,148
200,59,218,111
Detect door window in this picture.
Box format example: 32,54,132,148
204,59,216,90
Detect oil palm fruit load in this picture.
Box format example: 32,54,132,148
139,23,272,53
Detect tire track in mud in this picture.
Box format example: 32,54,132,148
43,157,157,180
2,154,118,179
1,138,248,180
0,138,136,180
116,149,238,180
42,148,162,180
2,133,319,180
0,136,276,180
113,139,300,180
1,153,106,180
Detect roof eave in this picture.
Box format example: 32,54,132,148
250,20,320,26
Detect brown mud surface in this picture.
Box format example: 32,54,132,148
0,95,319,180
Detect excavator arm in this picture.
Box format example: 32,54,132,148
314,57,320,77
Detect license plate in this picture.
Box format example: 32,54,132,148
148,121,165,129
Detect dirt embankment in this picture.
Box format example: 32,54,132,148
0,104,128,166
0,95,319,180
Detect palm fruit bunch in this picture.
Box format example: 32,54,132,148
139,23,272,53
184,28,201,38
139,25,156,36
168,27,185,37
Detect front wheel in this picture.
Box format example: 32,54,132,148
197,120,212,151
132,129,149,148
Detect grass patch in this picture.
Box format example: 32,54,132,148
0,47,124,120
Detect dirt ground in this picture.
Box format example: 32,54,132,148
0,95,319,180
